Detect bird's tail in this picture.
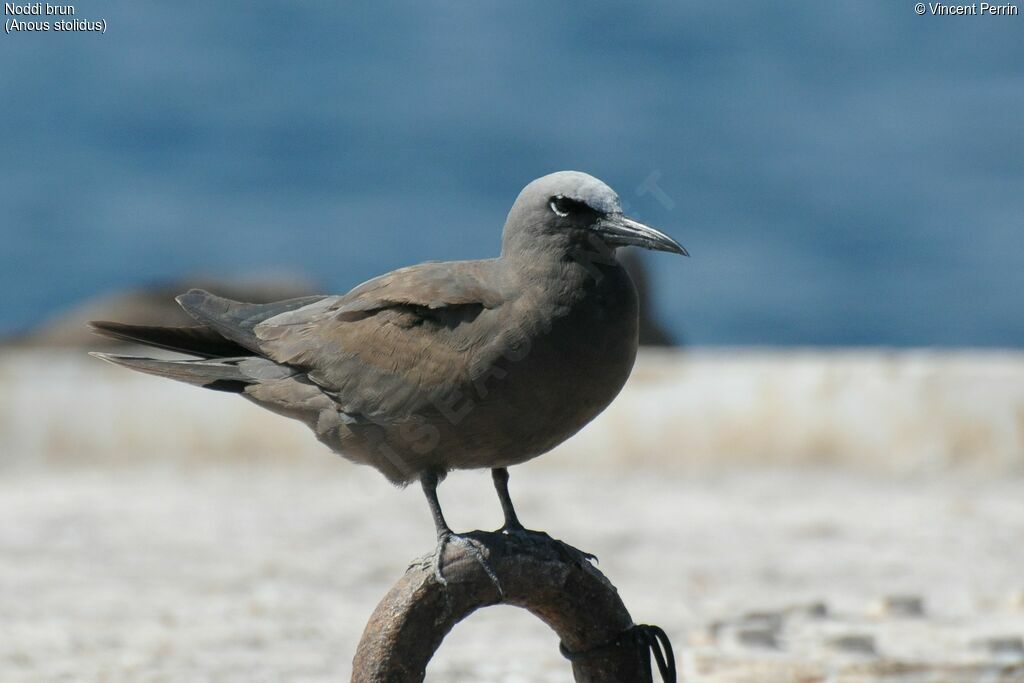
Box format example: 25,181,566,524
88,321,250,358
88,353,294,393
88,289,320,392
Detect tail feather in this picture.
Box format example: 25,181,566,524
88,321,250,358
89,353,257,393
88,289,324,392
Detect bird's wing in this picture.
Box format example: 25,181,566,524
174,291,329,353
253,261,507,423
329,261,505,319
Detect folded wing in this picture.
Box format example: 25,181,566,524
254,260,507,423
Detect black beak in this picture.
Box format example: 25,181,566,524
595,214,688,256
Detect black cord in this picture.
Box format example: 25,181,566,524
635,624,676,682
559,623,676,682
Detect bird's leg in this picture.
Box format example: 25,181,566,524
492,467,525,532
490,467,598,566
422,470,452,539
421,471,502,596
421,471,456,582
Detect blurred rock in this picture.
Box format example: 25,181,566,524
723,612,785,650
620,249,678,347
733,627,779,649
870,595,925,618
786,601,829,619
2,275,319,349
970,636,1024,659
740,611,785,631
827,634,877,656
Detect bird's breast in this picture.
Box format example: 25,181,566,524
330,262,643,475
450,263,640,465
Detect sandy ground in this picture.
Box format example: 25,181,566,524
3,458,1023,682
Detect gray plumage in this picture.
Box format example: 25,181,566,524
90,171,686,544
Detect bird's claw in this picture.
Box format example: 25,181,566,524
562,542,599,566
433,531,504,599
497,526,598,566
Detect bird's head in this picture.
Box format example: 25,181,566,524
501,170,687,259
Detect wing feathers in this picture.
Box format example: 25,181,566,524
175,289,326,353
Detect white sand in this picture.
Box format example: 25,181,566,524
3,350,1023,681
2,460,1023,682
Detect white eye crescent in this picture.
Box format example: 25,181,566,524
549,196,570,217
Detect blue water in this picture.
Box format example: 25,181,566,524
2,2,1022,346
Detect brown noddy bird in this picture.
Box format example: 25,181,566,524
90,171,687,578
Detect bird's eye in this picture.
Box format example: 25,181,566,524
549,195,572,217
